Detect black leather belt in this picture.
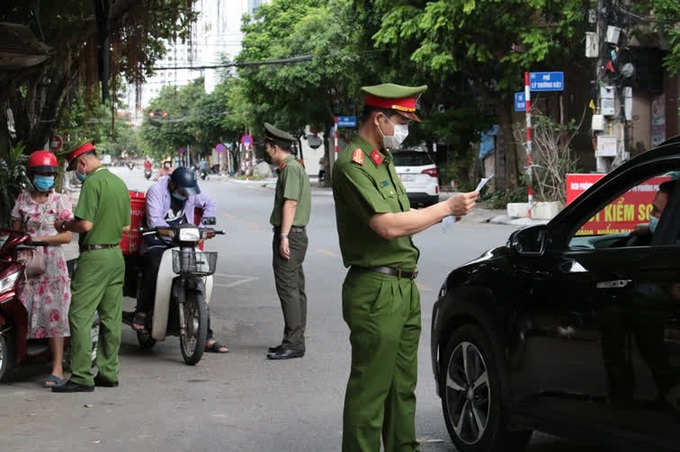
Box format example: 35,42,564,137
80,244,119,252
272,226,306,233
360,266,418,280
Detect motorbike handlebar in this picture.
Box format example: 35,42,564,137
139,226,225,237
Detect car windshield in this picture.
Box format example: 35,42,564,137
392,151,433,166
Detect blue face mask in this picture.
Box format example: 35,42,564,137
649,215,660,233
32,175,55,192
76,171,87,182
172,192,188,202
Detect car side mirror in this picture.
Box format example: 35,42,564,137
201,217,216,226
509,225,548,256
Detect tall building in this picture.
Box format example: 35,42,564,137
123,0,268,122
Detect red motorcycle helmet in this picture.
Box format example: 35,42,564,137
27,150,59,174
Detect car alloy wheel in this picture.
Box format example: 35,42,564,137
441,324,531,452
446,340,491,445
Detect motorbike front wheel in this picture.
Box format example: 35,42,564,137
0,334,14,382
180,290,207,365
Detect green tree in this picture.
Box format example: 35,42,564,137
140,79,209,162
0,0,197,155
359,0,591,189
236,0,376,174
643,0,680,75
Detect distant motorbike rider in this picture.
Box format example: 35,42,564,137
155,160,173,181
133,167,228,353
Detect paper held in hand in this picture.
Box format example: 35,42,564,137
442,175,494,232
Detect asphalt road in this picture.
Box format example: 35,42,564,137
0,166,603,451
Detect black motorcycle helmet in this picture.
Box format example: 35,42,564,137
169,167,201,195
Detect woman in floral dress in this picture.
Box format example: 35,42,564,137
10,150,73,388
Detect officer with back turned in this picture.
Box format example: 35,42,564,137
54,142,130,392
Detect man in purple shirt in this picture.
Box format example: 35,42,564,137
134,167,228,353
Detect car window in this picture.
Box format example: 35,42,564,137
568,172,675,249
392,151,433,167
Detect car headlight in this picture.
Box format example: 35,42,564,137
0,270,21,294
178,228,201,242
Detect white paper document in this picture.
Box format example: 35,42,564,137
442,175,494,233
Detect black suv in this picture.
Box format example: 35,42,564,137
431,137,680,452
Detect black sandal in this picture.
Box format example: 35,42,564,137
132,312,147,331
206,341,229,353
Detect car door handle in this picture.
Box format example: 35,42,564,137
596,279,632,289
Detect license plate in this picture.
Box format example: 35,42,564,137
400,174,415,182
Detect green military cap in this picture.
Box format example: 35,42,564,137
361,83,428,122
264,122,296,143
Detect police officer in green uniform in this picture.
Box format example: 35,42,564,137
53,142,130,392
332,84,479,451
264,123,312,360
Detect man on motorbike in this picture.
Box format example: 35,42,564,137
134,167,228,353
154,160,173,181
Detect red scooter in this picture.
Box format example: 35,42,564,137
0,229,98,382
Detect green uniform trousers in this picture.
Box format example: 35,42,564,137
69,248,125,386
342,268,421,452
272,230,308,351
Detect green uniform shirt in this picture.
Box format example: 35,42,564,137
75,165,131,247
332,136,419,269
270,155,311,227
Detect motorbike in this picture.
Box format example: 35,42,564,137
127,161,135,170
193,165,208,181
0,230,98,381
144,168,152,180
122,218,224,365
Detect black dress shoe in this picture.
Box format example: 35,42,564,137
52,380,95,393
268,344,282,353
94,374,119,388
267,348,304,360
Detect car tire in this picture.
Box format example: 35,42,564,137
441,324,531,452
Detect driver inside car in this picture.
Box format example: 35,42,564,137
612,179,677,247
134,167,228,353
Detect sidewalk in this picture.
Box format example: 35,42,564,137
226,176,547,227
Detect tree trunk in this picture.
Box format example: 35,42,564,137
497,103,519,191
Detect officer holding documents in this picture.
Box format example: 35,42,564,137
332,83,479,451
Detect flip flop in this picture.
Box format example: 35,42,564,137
132,312,147,331
205,341,229,353
43,374,65,388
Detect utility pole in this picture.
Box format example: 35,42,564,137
594,0,609,173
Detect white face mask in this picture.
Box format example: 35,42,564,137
379,116,409,149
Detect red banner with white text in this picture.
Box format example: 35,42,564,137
566,173,669,235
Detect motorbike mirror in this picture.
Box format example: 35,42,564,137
201,217,216,226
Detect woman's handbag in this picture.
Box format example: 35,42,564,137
18,246,47,277
17,200,49,278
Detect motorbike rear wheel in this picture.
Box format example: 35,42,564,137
180,290,207,365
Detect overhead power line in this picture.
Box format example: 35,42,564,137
153,54,313,71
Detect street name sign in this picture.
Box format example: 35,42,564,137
337,116,357,128
529,71,564,92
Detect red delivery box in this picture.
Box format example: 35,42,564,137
120,190,146,255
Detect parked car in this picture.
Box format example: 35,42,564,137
430,136,680,452
392,149,439,207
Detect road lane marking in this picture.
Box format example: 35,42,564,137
212,273,258,288
315,248,339,258
417,282,431,292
